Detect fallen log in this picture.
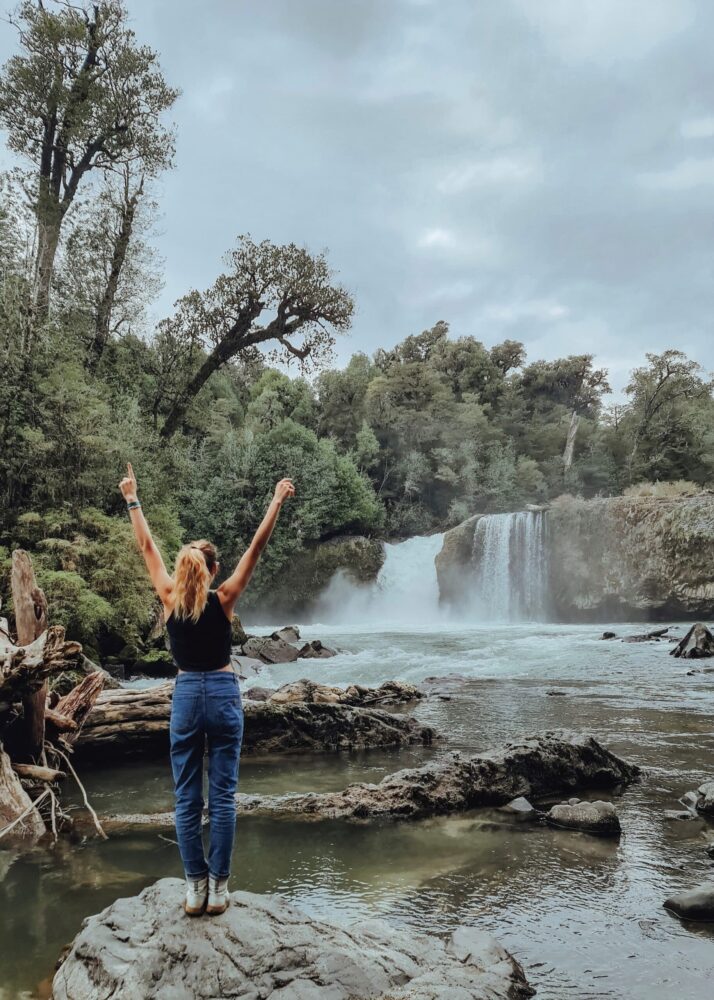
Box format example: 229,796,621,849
74,681,436,762
52,672,105,743
623,627,671,643
0,745,45,840
99,733,638,831
12,763,66,783
670,623,714,659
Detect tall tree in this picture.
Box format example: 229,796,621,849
0,0,177,326
159,235,354,438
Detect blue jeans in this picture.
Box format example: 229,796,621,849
169,671,244,879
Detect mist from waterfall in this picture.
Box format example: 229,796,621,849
314,533,446,625
470,511,549,622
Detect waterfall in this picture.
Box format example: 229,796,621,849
374,533,445,623
315,533,445,625
471,511,549,622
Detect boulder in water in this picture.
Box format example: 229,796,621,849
670,623,714,659
242,635,300,664
664,884,714,922
52,878,535,1000
545,799,621,836
500,796,537,820
271,625,300,643
298,638,338,659
230,734,639,823
690,780,714,817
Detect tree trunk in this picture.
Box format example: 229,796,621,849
562,409,579,471
31,214,62,328
89,175,144,369
11,550,49,763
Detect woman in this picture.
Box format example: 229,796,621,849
119,462,295,916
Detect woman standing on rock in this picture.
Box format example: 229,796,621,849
119,463,295,916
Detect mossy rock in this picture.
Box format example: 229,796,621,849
133,649,176,678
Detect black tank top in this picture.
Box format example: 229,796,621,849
165,590,232,672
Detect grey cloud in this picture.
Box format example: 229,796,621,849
1,0,713,392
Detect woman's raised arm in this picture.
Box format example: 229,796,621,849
119,462,173,605
217,478,295,613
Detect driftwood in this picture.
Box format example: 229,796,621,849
622,627,671,643
52,672,105,742
11,550,49,761
670,623,714,659
0,625,83,703
12,763,66,783
74,681,436,762
0,745,45,839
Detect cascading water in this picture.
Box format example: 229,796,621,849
315,533,445,625
471,511,549,622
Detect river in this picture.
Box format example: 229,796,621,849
1,621,713,998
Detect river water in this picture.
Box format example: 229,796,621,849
1,621,713,999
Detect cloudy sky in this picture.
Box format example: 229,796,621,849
2,0,714,393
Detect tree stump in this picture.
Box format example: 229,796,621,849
11,550,49,762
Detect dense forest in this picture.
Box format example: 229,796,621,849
1,1,713,657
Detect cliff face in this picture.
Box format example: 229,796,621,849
546,494,714,621
436,495,714,621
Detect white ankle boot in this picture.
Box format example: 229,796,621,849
184,875,208,916
206,874,230,915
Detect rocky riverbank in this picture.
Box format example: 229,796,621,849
51,878,535,1000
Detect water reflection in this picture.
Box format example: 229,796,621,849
2,623,714,999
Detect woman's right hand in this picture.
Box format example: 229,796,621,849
119,462,138,504
273,477,295,505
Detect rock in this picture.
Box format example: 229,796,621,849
230,733,639,823
52,878,534,1000
242,635,300,664
298,638,338,659
266,678,423,707
664,883,714,922
692,780,714,816
231,615,249,647
500,796,537,819
664,810,698,821
271,625,300,643
132,648,175,678
242,685,276,701
435,514,483,610
600,631,618,639
74,684,437,761
546,689,568,696
545,799,621,836
706,843,714,860
680,790,700,813
670,623,714,659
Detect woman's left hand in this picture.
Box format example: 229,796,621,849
119,462,138,503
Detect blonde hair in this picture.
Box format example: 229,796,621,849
172,540,218,622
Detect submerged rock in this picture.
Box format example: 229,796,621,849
664,884,714,922
500,796,537,820
545,799,621,836
233,733,639,823
52,878,534,1000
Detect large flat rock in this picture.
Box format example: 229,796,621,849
52,878,534,1000
233,733,638,822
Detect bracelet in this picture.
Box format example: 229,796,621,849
126,500,142,510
